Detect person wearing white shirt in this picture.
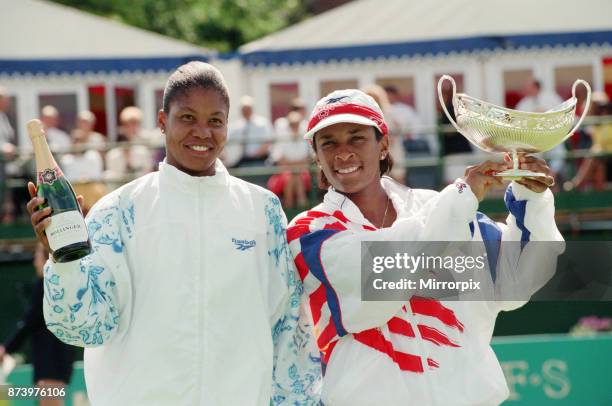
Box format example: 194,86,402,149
384,85,440,188
105,106,153,182
363,85,407,183
0,88,15,149
70,110,106,152
61,149,103,182
61,114,107,212
273,98,308,139
270,114,311,163
515,79,564,113
0,87,17,223
383,85,434,154
225,96,273,167
41,105,71,153
269,111,311,208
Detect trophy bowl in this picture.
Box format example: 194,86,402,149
438,75,591,180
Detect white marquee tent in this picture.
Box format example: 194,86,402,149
239,0,612,130
2,0,612,146
0,0,215,144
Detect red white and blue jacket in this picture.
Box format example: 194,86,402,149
287,177,563,406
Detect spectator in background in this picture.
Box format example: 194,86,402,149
516,79,563,113
117,106,165,167
40,105,71,152
62,112,107,212
0,87,15,153
267,111,311,208
0,87,17,224
116,106,143,142
225,96,272,167
362,84,406,183
274,97,307,137
70,110,105,151
568,91,612,191
383,85,433,155
0,243,76,406
62,127,104,182
105,106,153,181
516,78,566,180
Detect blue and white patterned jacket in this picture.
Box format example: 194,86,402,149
43,160,321,405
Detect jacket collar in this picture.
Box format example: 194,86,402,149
159,159,230,194
322,176,413,228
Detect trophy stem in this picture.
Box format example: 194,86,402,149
496,150,547,180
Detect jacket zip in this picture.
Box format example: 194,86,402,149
196,180,203,405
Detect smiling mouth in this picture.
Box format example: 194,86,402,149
187,145,211,152
336,166,360,174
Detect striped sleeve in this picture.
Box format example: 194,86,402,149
487,182,565,312
503,182,563,242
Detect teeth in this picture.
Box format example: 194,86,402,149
337,166,359,174
189,145,210,151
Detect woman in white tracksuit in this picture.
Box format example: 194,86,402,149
287,89,563,405
27,62,321,405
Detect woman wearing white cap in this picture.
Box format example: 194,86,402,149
287,89,564,405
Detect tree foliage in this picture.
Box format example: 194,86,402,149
51,0,310,52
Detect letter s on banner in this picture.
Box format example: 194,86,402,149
542,359,571,399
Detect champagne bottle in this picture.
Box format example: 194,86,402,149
27,119,91,262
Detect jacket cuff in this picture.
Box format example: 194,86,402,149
45,257,82,273
508,181,554,204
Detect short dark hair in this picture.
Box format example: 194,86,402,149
383,85,399,95
162,61,230,114
313,128,394,189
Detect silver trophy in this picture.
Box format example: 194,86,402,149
437,75,591,180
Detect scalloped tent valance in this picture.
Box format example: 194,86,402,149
240,31,612,67
0,0,212,76
0,56,210,77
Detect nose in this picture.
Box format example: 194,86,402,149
192,122,213,139
335,151,355,162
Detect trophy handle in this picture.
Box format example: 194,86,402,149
437,75,464,135
564,79,591,141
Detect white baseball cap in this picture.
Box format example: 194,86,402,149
304,89,389,143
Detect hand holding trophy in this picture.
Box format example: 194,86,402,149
437,75,591,181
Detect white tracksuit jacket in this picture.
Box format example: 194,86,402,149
287,177,564,406
43,160,321,405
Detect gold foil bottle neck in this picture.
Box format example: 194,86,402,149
27,118,58,173
27,119,46,139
